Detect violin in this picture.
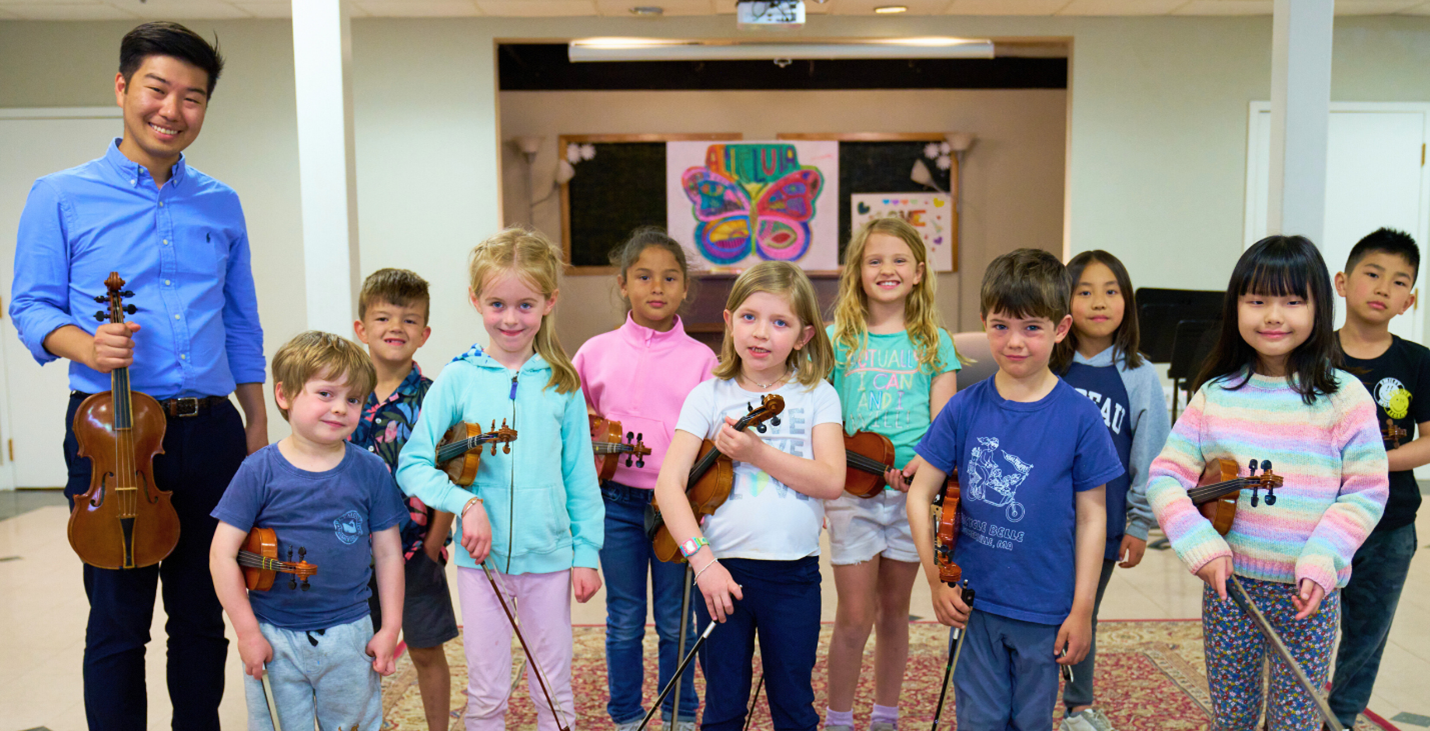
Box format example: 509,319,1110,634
589,415,652,481
843,430,896,499
68,273,180,570
931,470,963,586
436,420,517,486
1384,417,1408,449
237,526,317,592
1191,458,1283,536
648,394,785,563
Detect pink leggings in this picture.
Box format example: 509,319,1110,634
457,566,575,731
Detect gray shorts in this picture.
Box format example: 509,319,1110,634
368,550,460,650
245,615,381,731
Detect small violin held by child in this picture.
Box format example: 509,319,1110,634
589,415,652,481
648,394,785,563
236,526,317,592
1189,458,1283,535
1383,417,1408,449
843,430,897,499
435,420,518,486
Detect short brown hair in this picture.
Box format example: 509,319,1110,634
980,248,1069,323
359,268,431,323
271,331,377,421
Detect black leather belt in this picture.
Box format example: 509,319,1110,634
70,391,229,418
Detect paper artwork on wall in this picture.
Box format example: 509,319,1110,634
849,192,955,272
667,140,840,271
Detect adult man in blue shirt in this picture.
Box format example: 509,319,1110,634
10,22,267,731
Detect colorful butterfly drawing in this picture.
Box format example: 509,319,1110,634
681,144,824,265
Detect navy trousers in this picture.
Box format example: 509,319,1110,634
695,556,821,731
1329,522,1418,727
63,393,248,731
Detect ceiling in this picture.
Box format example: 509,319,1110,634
0,0,1427,21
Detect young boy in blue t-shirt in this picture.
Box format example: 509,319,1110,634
210,331,407,731
908,249,1121,731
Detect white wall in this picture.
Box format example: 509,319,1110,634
3,14,1429,436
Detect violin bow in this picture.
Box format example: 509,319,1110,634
930,581,974,731
1226,576,1344,731
635,620,717,731
480,562,573,731
744,672,765,731
260,663,283,731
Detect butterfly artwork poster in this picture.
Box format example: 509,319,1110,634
667,140,840,271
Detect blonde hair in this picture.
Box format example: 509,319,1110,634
468,228,579,394
271,331,377,421
830,217,949,374
712,261,834,387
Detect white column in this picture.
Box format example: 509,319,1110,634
292,0,360,335
1266,0,1334,244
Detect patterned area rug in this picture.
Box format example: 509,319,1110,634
380,620,1397,730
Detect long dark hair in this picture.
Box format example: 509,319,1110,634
1193,235,1341,405
1055,250,1143,373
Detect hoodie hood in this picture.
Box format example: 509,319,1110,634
452,343,552,375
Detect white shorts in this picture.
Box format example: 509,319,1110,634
825,488,919,565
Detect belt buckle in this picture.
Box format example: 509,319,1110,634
173,397,200,417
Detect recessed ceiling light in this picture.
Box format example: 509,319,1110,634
874,5,908,13
629,6,664,15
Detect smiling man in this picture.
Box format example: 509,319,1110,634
9,22,266,731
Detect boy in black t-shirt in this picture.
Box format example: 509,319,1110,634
1331,227,1429,729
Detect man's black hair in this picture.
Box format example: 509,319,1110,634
1345,227,1420,284
119,21,224,98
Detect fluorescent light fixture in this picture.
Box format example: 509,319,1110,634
568,37,995,62
629,6,664,15
874,5,908,12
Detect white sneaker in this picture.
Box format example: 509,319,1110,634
1060,708,1115,731
615,722,642,731
825,725,854,731
871,723,898,731
675,722,697,731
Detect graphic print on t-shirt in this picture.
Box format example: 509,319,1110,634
334,510,365,545
726,404,811,503
1373,377,1412,420
966,436,1031,522
847,347,919,432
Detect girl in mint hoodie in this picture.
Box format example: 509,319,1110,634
397,228,603,731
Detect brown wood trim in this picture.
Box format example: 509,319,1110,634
775,132,949,142
559,133,743,275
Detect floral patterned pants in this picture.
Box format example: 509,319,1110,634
1203,575,1339,731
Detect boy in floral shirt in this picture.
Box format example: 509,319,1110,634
351,268,455,730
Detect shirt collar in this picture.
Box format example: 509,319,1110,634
104,137,187,189
619,312,684,347
396,362,425,396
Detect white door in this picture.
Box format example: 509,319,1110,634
1244,103,1430,343
0,108,123,489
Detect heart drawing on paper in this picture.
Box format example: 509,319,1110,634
934,237,944,244
933,198,946,207
856,202,871,215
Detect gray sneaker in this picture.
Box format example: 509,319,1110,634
1060,708,1114,731
825,725,854,731
615,722,642,731
870,723,897,731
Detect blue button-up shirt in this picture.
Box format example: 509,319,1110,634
10,139,265,399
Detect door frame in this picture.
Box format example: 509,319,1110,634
0,106,122,491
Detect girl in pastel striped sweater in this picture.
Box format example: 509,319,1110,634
1146,236,1388,730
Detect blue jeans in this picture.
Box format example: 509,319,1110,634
695,556,821,731
955,611,1061,731
1329,522,1418,727
599,482,698,724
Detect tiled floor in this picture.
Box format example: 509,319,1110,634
1,503,1426,731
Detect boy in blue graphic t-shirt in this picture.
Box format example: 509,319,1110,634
211,332,406,731
908,249,1122,731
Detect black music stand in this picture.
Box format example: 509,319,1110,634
1168,319,1221,420
1136,289,1224,363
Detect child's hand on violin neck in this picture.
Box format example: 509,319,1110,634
572,567,602,604
1292,578,1326,620
238,631,273,679
460,502,493,563
367,627,399,676
695,558,743,623
886,455,924,493
716,416,767,464
1196,556,1233,600
929,581,970,628
1055,612,1093,666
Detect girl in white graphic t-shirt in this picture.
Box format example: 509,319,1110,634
654,261,845,731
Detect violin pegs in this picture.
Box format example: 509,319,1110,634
301,579,310,592
1261,459,1271,472
771,416,781,427
124,304,137,315
755,423,767,434
289,578,297,590
625,456,633,468
636,456,645,468
503,443,511,454
490,442,498,456
1247,458,1258,476
120,290,134,297
636,432,643,442
94,311,107,322
299,547,306,560
94,295,107,303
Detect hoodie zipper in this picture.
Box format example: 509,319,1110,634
506,372,517,575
